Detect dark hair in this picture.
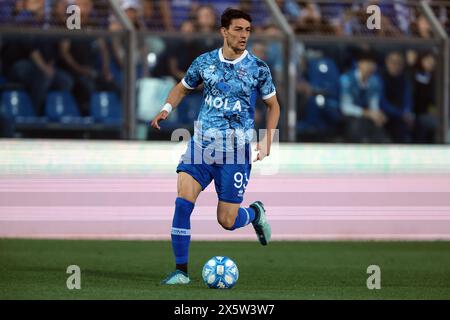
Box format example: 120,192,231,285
356,50,378,63
417,49,437,60
415,49,437,72
220,8,252,29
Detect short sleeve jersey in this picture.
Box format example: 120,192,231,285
182,48,276,152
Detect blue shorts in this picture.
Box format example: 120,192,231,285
176,140,252,204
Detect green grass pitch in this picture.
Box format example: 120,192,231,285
1,239,449,299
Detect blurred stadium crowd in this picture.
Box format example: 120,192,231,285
0,0,449,143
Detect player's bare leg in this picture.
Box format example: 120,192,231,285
161,172,202,285
217,201,240,229
217,200,271,245
177,172,202,203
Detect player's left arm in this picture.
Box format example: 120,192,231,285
254,95,280,162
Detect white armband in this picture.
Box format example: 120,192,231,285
161,103,173,114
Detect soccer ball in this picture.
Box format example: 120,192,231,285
202,256,239,289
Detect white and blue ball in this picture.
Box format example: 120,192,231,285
202,256,239,289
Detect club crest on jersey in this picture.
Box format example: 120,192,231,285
237,68,247,78
205,95,242,112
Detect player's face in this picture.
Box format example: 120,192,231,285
222,18,251,53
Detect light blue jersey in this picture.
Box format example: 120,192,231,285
181,48,276,152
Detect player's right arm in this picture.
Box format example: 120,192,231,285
151,55,203,130
150,82,193,130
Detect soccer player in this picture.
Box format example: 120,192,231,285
151,8,280,285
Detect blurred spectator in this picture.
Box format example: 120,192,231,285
15,0,25,12
392,0,413,35
195,4,217,32
15,0,47,27
118,0,145,30
317,2,347,35
294,2,335,34
340,51,389,143
343,0,400,36
166,0,197,31
258,24,284,82
406,11,438,142
196,0,240,18
142,0,169,31
442,5,450,34
256,23,306,102
405,13,433,72
238,0,271,30
250,42,267,60
236,0,300,29
370,0,410,35
163,3,221,66
235,0,301,31
6,0,74,115
298,2,321,23
91,0,110,29
412,51,437,144
430,1,449,33
9,41,74,115
276,0,301,24
167,19,199,82
50,0,70,27
1,38,32,84
109,0,147,82
194,5,221,52
411,13,433,38
0,0,18,24
380,51,414,143
59,0,118,115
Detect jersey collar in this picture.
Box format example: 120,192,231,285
219,48,248,65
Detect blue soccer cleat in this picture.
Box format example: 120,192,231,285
250,201,271,245
161,270,190,285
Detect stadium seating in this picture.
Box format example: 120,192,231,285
297,58,342,141
45,91,86,124
1,90,34,117
307,57,340,100
0,90,46,125
90,91,122,125
0,0,447,142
